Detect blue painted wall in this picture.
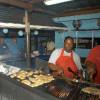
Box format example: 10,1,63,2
54,13,100,57
4,37,25,55
0,34,25,56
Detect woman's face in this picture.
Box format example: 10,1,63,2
64,39,74,52
0,38,4,44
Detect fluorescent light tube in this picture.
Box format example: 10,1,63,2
44,0,72,5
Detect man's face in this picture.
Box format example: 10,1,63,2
64,39,74,52
12,37,17,43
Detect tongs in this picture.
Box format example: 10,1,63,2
67,67,81,79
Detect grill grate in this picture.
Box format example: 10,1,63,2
45,79,76,100
44,79,100,100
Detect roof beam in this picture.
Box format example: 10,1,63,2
30,0,44,3
0,0,33,10
57,6,100,17
0,22,67,31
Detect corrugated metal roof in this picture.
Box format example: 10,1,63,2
0,5,24,23
0,0,67,29
0,5,66,29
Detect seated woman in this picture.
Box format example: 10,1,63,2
47,40,55,55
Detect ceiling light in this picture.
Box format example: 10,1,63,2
18,30,24,36
34,30,39,35
44,0,72,5
3,28,8,34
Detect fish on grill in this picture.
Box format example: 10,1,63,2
81,87,100,96
9,70,54,87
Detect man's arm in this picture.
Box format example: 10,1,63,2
73,52,83,70
85,47,97,82
48,49,63,76
48,63,58,71
85,60,96,82
73,52,84,80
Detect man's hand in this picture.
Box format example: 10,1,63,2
56,67,64,76
77,70,84,80
48,63,64,77
52,68,64,77
85,61,96,82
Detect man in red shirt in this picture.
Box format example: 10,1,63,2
85,45,100,84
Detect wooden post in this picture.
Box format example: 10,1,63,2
25,10,31,68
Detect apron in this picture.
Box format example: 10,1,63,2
56,49,78,79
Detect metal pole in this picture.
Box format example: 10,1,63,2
25,10,31,68
92,31,94,48
75,31,78,50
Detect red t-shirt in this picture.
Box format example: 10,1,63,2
86,45,100,84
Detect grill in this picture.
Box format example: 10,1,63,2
44,79,80,100
44,79,100,100
0,73,100,100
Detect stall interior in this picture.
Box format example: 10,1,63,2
0,1,99,100
0,28,55,69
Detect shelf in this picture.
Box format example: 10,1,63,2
72,29,100,31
